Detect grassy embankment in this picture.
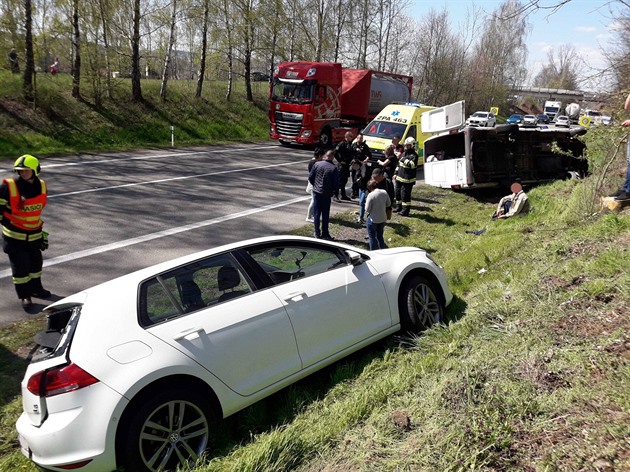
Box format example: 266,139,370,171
0,70,270,159
0,71,629,471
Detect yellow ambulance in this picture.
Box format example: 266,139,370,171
361,102,436,164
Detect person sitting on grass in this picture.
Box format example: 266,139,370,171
493,182,530,219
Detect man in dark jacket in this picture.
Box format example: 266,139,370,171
308,150,340,239
351,133,371,198
333,131,354,201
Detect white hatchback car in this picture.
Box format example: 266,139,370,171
555,115,571,128
465,111,496,127
17,236,452,472
522,115,537,127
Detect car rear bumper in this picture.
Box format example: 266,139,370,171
16,382,126,471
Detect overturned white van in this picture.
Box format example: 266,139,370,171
422,101,588,189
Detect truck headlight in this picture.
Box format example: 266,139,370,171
302,130,312,137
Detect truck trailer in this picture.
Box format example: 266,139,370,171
269,61,412,147
422,101,588,189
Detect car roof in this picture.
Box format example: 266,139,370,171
44,235,368,311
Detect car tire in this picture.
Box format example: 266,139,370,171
119,388,216,472
399,275,444,333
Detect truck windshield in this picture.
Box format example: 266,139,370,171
271,80,313,103
362,121,407,139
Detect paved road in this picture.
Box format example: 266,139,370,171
1,143,358,327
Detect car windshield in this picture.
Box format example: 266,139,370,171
271,80,313,103
473,112,488,118
362,120,407,138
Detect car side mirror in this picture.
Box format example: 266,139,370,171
345,250,365,266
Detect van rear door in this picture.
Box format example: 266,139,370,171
421,101,465,134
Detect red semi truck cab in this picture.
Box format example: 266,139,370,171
269,61,412,147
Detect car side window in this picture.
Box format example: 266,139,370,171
245,244,347,285
139,255,252,326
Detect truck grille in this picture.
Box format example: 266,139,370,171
275,111,303,139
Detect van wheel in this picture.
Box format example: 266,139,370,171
119,388,216,472
399,275,444,333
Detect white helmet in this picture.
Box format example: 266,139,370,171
404,137,416,146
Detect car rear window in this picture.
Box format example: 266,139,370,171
138,255,252,326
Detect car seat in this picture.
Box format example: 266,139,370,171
180,279,205,312
217,266,248,302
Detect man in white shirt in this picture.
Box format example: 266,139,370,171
365,179,391,249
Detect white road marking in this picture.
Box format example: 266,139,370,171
50,161,301,198
0,195,311,279
40,145,279,168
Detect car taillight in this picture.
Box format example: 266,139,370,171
27,363,99,397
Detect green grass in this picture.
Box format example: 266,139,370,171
0,70,270,160
0,74,629,471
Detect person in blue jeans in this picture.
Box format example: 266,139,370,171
365,179,391,250
308,150,339,239
611,92,630,202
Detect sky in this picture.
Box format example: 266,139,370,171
409,0,620,90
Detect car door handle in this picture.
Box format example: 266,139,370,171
173,327,204,341
282,291,306,302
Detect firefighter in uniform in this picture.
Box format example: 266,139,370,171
1,155,51,309
394,137,418,216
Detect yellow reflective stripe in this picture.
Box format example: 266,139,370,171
13,275,31,285
6,179,17,197
2,227,42,240
12,214,41,222
0,197,7,205
396,177,416,183
30,271,43,278
40,179,47,195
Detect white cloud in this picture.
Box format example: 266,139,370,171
575,26,597,33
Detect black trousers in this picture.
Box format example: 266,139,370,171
395,181,414,212
3,237,44,298
338,164,350,197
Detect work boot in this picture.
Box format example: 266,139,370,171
614,191,630,202
32,288,51,298
21,297,33,309
399,207,410,216
393,204,402,213
31,280,52,299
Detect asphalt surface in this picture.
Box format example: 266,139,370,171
0,143,358,327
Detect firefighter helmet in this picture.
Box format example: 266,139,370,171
14,154,41,176
404,137,416,146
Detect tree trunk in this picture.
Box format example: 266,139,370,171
159,0,177,102
22,0,35,102
223,0,233,100
98,0,112,99
131,0,143,102
195,0,209,98
71,0,81,99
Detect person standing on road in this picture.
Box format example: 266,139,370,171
394,137,419,216
306,147,324,222
333,131,354,201
611,92,630,202
365,179,391,250
309,150,339,240
1,155,51,310
351,133,372,198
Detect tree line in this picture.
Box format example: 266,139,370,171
1,0,629,112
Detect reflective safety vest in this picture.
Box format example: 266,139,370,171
2,178,47,235
395,151,418,184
